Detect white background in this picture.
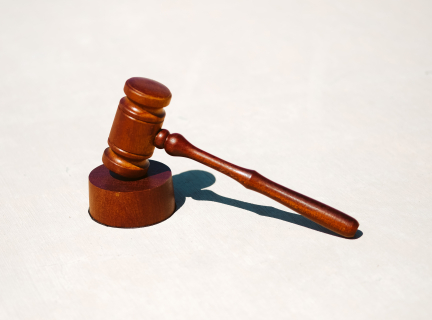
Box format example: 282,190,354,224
1,0,431,319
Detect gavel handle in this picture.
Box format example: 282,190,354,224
154,130,359,238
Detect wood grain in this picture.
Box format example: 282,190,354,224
102,77,171,179
155,129,359,238
97,77,359,237
89,160,175,228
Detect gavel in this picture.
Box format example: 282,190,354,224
89,77,359,238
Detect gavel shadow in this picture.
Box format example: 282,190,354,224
172,170,363,239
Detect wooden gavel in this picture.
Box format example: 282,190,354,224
96,77,359,238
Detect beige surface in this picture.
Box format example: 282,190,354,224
1,0,431,319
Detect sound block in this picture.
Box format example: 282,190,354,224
88,160,175,228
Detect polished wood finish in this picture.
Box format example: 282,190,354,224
155,129,359,238
102,77,171,179
89,161,175,228
92,76,359,237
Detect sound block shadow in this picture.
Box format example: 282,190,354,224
172,170,363,239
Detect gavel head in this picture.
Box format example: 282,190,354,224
102,77,172,179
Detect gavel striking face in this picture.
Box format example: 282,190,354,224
99,77,359,238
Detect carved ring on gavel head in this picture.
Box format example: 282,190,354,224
89,77,360,238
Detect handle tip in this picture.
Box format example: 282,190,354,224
341,219,359,238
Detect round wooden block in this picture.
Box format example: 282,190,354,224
89,160,175,228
